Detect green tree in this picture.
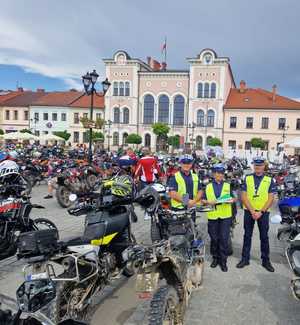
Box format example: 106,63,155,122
152,122,170,151
20,129,32,134
207,137,222,146
168,135,180,148
0,129,5,135
250,137,266,149
53,130,71,141
126,133,142,144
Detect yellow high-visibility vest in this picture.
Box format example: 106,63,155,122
205,182,232,220
170,171,198,209
244,174,271,211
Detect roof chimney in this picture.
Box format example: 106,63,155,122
147,56,151,65
239,80,246,93
272,84,277,103
17,87,23,92
36,88,45,92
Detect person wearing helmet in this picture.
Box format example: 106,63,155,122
168,154,202,216
117,155,136,176
236,156,276,272
201,163,236,272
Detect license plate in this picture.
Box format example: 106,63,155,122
136,272,159,293
26,272,48,281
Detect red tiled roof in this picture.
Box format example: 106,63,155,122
69,93,104,109
32,90,104,108
1,91,47,107
32,91,80,107
0,91,21,104
224,87,300,110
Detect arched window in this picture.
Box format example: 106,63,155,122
123,107,129,124
197,110,205,126
113,132,119,146
204,83,210,98
158,95,169,123
196,135,203,150
143,95,154,124
207,135,213,145
210,83,216,98
197,83,203,98
113,107,120,123
207,109,215,127
113,82,118,96
119,82,124,96
145,133,151,147
122,132,128,145
125,82,130,96
173,95,184,126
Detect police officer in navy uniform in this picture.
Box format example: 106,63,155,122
237,157,276,272
202,163,237,272
168,154,202,213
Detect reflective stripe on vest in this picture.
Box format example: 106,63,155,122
206,182,232,219
244,175,271,211
171,171,198,209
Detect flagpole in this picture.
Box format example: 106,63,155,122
164,36,167,67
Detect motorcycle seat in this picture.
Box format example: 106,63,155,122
63,236,89,246
169,235,190,251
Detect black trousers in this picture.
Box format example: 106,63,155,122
241,210,270,262
207,217,232,263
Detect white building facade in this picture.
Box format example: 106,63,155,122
103,49,235,151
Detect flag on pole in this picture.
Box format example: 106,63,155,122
161,38,167,54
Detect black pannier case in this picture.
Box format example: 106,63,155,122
18,229,59,258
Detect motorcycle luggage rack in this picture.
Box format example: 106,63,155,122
22,249,99,284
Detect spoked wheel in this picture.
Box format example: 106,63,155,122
149,285,182,325
56,186,71,208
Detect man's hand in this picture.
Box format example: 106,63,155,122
188,199,197,208
252,211,262,220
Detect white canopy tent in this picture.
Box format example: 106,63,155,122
3,131,38,141
285,138,300,148
39,134,65,142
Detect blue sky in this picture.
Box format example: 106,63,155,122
1,0,300,97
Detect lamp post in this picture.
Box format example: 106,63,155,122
82,70,111,163
188,122,196,151
282,125,289,144
30,116,38,135
105,119,113,151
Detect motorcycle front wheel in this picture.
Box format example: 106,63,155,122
149,285,182,325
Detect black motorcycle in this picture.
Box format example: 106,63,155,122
16,181,137,323
286,234,300,300
0,184,57,260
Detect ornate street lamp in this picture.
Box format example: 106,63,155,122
82,70,111,163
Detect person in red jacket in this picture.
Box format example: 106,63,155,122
134,147,163,188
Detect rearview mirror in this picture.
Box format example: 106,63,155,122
270,214,282,224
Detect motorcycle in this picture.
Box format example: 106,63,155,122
56,165,100,208
0,184,57,260
277,197,300,241
16,182,137,323
286,233,300,300
124,201,209,325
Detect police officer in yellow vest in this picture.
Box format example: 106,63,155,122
168,155,202,214
236,157,276,272
202,163,236,272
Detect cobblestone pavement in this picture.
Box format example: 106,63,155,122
1,185,300,325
